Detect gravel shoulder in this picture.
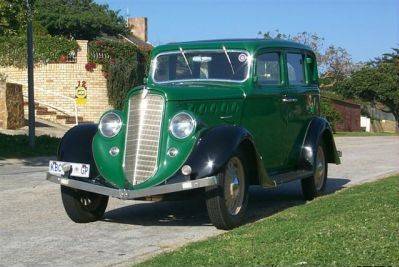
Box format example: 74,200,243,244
0,136,398,267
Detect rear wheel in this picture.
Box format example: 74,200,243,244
301,142,328,200
61,185,108,223
205,149,249,230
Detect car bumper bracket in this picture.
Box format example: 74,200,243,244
46,173,218,200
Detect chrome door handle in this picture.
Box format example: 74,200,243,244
282,97,298,103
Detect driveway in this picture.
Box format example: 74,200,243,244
0,136,398,267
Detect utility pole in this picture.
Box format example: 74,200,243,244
26,0,35,148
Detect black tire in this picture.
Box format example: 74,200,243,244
61,185,109,223
205,148,249,230
301,141,328,200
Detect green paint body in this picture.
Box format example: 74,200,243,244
92,39,321,190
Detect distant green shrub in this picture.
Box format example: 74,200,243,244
320,97,342,132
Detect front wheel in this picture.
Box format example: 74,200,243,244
205,149,249,230
301,142,328,200
61,185,109,223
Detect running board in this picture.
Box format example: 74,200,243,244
271,170,313,185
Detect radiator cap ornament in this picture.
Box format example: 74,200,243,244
109,146,120,157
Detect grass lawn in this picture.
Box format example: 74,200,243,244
334,131,398,137
138,175,399,266
0,133,60,158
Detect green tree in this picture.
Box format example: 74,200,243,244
336,48,399,131
34,0,129,40
0,0,26,36
320,45,357,89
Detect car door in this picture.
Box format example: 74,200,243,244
242,50,287,173
282,51,316,169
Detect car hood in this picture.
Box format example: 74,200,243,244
134,82,247,101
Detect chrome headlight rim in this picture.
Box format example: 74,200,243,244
98,111,122,138
169,111,196,139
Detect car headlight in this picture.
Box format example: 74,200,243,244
169,112,196,139
99,112,122,138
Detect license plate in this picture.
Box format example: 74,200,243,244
49,161,90,178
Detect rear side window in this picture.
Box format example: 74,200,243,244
256,53,280,85
287,53,305,85
305,55,318,84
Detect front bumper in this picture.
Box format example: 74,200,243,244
47,173,217,200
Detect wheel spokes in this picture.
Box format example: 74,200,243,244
224,157,245,216
314,146,325,191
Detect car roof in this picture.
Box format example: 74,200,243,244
151,38,313,55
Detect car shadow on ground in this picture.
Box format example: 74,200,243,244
102,177,350,227
0,156,55,167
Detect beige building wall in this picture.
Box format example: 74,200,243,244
371,119,397,133
0,40,111,124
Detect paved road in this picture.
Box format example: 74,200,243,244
0,136,398,267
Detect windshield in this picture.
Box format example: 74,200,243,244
152,50,250,83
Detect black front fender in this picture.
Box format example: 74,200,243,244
58,124,98,178
186,125,251,179
166,125,274,187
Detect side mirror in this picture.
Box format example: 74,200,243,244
143,77,148,85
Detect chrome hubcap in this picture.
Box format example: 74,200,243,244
224,157,245,216
314,146,326,191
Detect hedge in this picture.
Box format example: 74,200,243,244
320,97,342,132
88,38,149,109
0,35,79,67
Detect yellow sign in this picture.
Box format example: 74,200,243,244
75,81,87,106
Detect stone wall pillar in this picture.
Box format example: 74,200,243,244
0,81,6,128
0,82,25,129
76,40,89,64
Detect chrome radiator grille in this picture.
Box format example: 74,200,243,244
123,92,164,185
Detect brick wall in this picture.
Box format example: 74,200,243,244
127,17,148,42
331,99,361,132
0,40,111,124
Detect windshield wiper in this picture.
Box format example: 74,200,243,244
179,47,193,76
223,45,235,75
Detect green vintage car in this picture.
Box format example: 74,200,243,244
48,39,341,229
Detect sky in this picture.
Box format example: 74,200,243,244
96,0,398,62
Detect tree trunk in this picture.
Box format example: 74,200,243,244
393,112,399,133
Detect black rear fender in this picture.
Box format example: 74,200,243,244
299,117,341,171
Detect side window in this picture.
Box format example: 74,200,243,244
287,53,305,85
305,55,318,85
256,53,280,85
